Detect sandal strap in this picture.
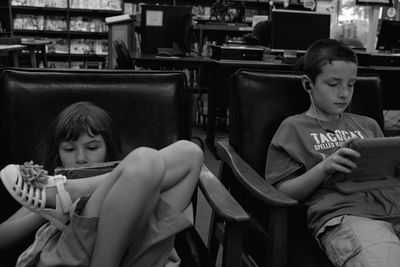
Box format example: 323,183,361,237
56,184,72,213
52,175,72,213
18,170,46,210
42,174,72,213
46,174,67,187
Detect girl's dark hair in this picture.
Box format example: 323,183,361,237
34,101,123,172
304,39,358,82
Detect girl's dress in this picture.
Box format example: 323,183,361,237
16,196,192,267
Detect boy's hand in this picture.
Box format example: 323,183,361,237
321,137,361,175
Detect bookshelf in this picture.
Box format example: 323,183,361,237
9,0,123,68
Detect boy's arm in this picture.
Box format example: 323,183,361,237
277,146,360,201
0,207,45,250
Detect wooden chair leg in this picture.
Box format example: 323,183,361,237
267,208,288,267
41,45,48,68
29,48,37,68
222,222,244,267
208,210,220,266
10,51,19,67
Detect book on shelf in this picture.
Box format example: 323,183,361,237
12,0,67,8
45,16,68,31
70,38,107,55
70,16,107,32
48,61,70,69
70,0,122,11
46,38,68,54
13,14,68,31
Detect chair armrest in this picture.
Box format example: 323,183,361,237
199,164,249,223
216,140,297,207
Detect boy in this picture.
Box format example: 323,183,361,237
265,39,400,266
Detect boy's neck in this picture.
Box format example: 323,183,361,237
305,109,341,122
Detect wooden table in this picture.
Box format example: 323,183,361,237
21,40,51,68
0,44,27,67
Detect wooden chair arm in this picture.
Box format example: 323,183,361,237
199,164,250,223
216,140,297,207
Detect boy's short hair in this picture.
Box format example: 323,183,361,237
304,39,358,82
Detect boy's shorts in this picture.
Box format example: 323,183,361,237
16,196,192,267
318,215,400,267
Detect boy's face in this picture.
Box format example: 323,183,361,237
310,60,357,121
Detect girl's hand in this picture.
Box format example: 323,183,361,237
320,138,361,175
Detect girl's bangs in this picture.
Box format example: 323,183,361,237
58,115,103,141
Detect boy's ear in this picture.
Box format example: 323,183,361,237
302,75,312,93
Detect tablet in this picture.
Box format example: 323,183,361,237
332,137,400,194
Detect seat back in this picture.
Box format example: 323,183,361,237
0,68,190,167
229,70,383,176
369,66,400,110
0,68,190,265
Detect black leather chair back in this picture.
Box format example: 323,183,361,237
0,68,190,167
0,68,191,265
229,70,383,176
369,66,400,110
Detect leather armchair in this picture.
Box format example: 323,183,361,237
0,67,249,267
211,69,383,267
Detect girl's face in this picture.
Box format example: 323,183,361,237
59,133,107,167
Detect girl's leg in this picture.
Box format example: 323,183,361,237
158,140,203,212
87,140,202,267
86,147,166,267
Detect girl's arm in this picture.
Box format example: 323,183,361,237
277,146,360,201
0,207,45,249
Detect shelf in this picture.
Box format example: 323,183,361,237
11,6,67,13
194,23,253,32
229,0,269,2
69,54,107,61
69,8,122,16
13,29,69,37
23,53,107,59
69,31,108,38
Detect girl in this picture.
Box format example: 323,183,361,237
0,101,203,267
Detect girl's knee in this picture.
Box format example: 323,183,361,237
121,147,165,187
174,140,204,166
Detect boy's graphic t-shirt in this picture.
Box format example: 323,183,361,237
266,113,400,237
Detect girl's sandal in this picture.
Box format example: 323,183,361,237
0,163,72,230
